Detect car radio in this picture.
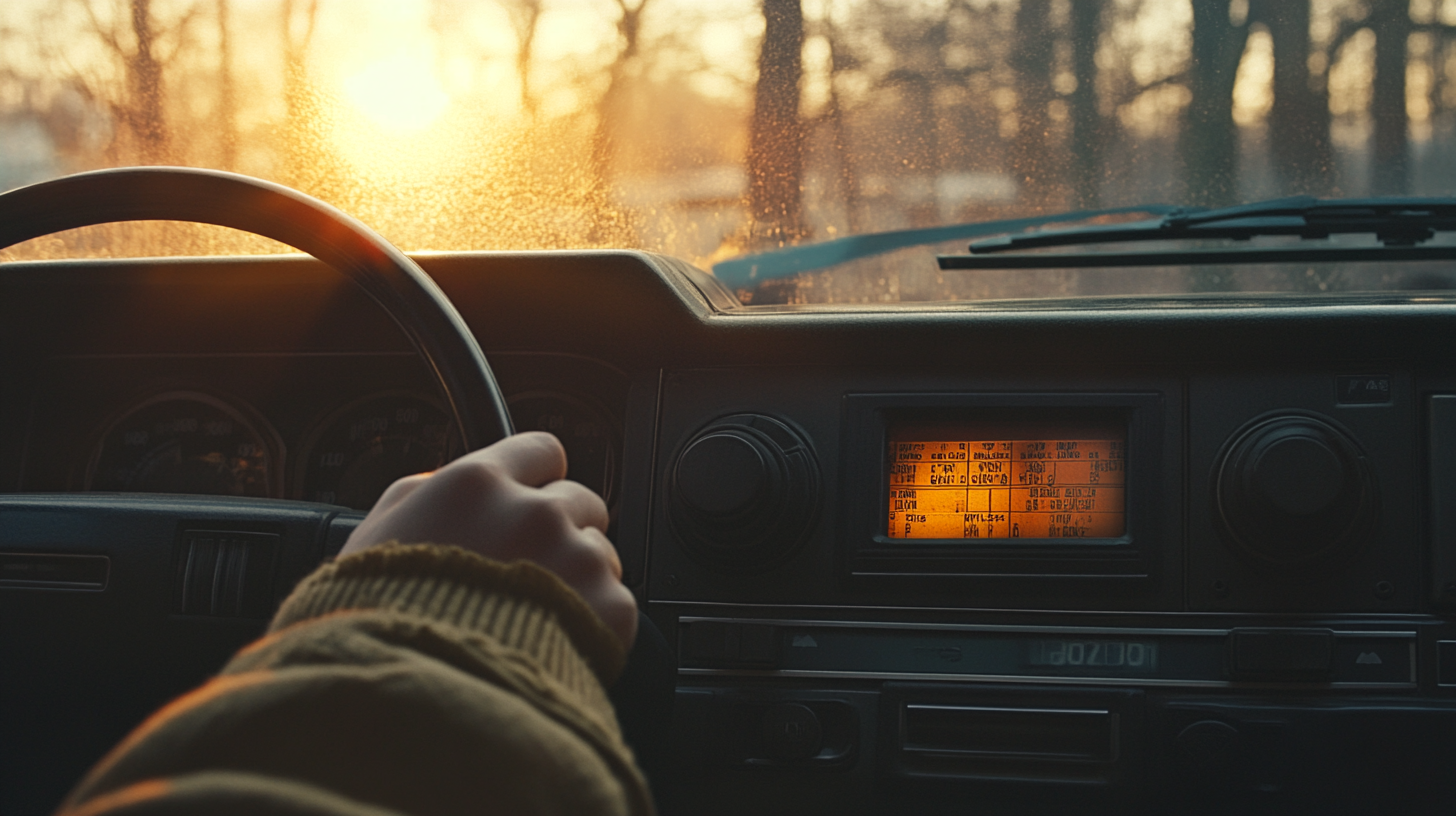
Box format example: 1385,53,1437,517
661,385,1425,687
646,367,1456,812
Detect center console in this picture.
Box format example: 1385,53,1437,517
646,366,1456,814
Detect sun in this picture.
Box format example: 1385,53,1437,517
342,51,451,134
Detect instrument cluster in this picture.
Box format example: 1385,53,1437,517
29,354,625,514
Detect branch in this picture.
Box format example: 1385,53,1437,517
158,1,204,64
1327,16,1368,58
282,0,320,60
1113,71,1188,107
81,0,125,56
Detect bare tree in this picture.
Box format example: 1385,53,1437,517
501,0,544,119
1067,0,1105,209
128,0,165,161
746,0,806,247
1181,0,1253,207
588,0,650,244
77,0,201,164
1255,0,1334,195
280,0,319,185
215,0,237,170
820,14,862,233
1009,0,1057,209
1370,0,1413,195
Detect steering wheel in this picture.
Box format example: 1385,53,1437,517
0,167,527,814
0,166,514,451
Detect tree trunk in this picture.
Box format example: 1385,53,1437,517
824,24,861,234
1258,0,1335,195
281,0,319,187
1068,0,1104,209
505,0,543,119
588,0,647,245
746,0,806,248
1010,0,1056,210
884,69,938,225
1181,0,1251,207
128,0,168,164
1370,0,1411,195
216,0,237,170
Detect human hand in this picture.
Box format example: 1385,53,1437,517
340,431,636,648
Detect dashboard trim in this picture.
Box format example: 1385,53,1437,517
676,615,1417,639
677,667,1417,690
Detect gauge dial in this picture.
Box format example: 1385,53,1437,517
298,393,458,510
87,392,276,497
508,391,618,507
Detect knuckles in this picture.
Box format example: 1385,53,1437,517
512,492,576,537
428,458,514,502
543,530,616,584
514,429,568,459
349,434,638,646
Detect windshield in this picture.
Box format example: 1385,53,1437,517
2,0,1455,304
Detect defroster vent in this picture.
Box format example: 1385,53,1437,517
176,531,278,618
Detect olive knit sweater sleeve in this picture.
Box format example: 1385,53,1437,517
55,543,654,816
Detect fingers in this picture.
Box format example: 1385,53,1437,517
538,478,611,533
578,578,638,648
467,431,567,488
583,526,623,580
339,430,638,647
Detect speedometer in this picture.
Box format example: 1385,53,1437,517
86,392,277,497
297,392,458,510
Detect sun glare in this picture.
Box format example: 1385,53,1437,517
343,51,450,134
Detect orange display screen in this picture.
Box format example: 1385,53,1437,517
887,419,1126,540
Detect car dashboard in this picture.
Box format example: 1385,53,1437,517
6,250,1456,814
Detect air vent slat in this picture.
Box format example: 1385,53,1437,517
177,531,277,618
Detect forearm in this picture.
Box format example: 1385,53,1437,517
58,544,652,816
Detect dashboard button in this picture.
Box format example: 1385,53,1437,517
681,621,780,667
1229,628,1334,681
1438,641,1456,687
1330,638,1414,684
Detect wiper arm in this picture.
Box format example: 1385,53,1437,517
710,204,1179,290
967,196,1456,255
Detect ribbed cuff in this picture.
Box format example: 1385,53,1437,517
270,543,628,688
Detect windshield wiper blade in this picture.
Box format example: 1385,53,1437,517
965,196,1456,255
939,244,1456,270
709,204,1179,290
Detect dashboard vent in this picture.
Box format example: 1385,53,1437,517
176,531,278,618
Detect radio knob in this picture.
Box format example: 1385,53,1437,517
670,414,820,572
1214,414,1376,568
675,432,776,522
1250,434,1343,517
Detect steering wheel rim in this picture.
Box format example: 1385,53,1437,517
0,166,513,452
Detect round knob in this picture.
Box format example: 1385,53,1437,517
670,414,820,572
675,433,773,519
1250,434,1343,517
1214,413,1376,569
762,703,823,762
